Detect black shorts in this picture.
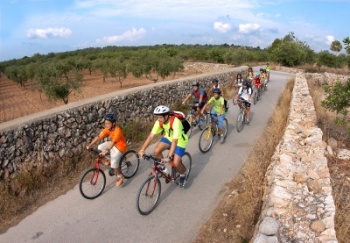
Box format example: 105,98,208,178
239,98,251,108
192,101,206,110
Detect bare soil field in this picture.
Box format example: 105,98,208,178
0,69,199,123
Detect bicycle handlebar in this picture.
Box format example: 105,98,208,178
88,148,100,155
143,155,172,164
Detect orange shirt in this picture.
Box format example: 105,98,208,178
99,126,127,153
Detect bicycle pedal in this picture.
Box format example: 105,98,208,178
165,178,170,184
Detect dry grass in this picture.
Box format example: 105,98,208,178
301,64,349,75
307,78,350,242
194,78,294,243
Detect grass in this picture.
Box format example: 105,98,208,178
193,78,295,243
307,77,350,243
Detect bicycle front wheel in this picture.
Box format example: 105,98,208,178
198,127,214,153
136,175,161,215
236,111,245,132
198,114,208,131
253,91,257,105
79,168,106,199
119,150,140,179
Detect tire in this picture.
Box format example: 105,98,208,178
232,90,238,105
264,84,268,91
198,127,214,153
186,115,194,138
119,150,140,179
198,114,208,131
236,111,245,132
136,175,161,215
173,152,192,186
223,118,228,138
253,91,257,105
79,168,106,199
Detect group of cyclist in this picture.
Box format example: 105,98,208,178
87,65,270,188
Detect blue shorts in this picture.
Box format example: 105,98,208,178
159,137,186,157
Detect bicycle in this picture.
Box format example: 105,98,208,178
186,107,208,138
79,148,140,199
198,113,228,153
136,153,192,215
236,99,248,132
252,83,262,105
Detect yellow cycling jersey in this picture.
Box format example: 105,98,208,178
151,118,189,148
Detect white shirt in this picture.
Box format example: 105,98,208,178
238,87,252,102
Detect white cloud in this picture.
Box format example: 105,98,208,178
96,28,146,44
238,23,260,34
27,28,72,39
213,22,232,33
326,35,335,45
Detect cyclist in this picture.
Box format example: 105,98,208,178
86,113,127,187
200,88,227,144
233,73,244,88
252,71,262,96
260,68,267,87
235,80,253,124
138,105,189,187
247,67,254,80
182,81,208,126
265,63,270,82
207,77,224,96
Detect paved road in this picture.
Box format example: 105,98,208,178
0,71,295,243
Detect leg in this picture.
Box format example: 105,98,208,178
110,147,125,187
154,137,171,159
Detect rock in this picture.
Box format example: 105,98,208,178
326,145,334,156
259,217,280,236
310,220,326,234
327,137,337,149
307,180,323,194
294,173,307,184
336,148,350,160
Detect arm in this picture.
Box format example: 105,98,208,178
139,133,155,158
86,136,101,150
182,94,191,105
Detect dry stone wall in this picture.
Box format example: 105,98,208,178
252,73,338,243
0,67,245,183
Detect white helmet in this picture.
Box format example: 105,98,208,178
153,105,170,115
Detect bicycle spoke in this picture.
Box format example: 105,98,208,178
79,168,106,199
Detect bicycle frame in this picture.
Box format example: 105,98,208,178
145,155,178,183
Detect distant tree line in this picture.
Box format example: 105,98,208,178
0,32,349,104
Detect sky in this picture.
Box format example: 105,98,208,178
1,0,349,62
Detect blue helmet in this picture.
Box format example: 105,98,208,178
213,88,221,95
104,113,117,122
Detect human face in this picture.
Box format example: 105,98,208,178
213,93,220,99
104,120,113,130
156,115,169,124
192,85,198,91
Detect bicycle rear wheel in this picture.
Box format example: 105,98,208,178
198,127,214,153
223,118,228,138
119,150,140,179
173,152,192,186
79,168,106,199
136,175,161,215
253,90,257,105
236,111,245,132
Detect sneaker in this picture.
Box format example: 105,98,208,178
115,176,124,187
179,175,186,187
220,135,225,144
245,119,250,124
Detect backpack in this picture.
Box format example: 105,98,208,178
160,111,191,137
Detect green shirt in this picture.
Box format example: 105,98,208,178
208,96,225,114
151,118,189,148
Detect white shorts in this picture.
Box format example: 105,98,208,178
98,141,123,169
